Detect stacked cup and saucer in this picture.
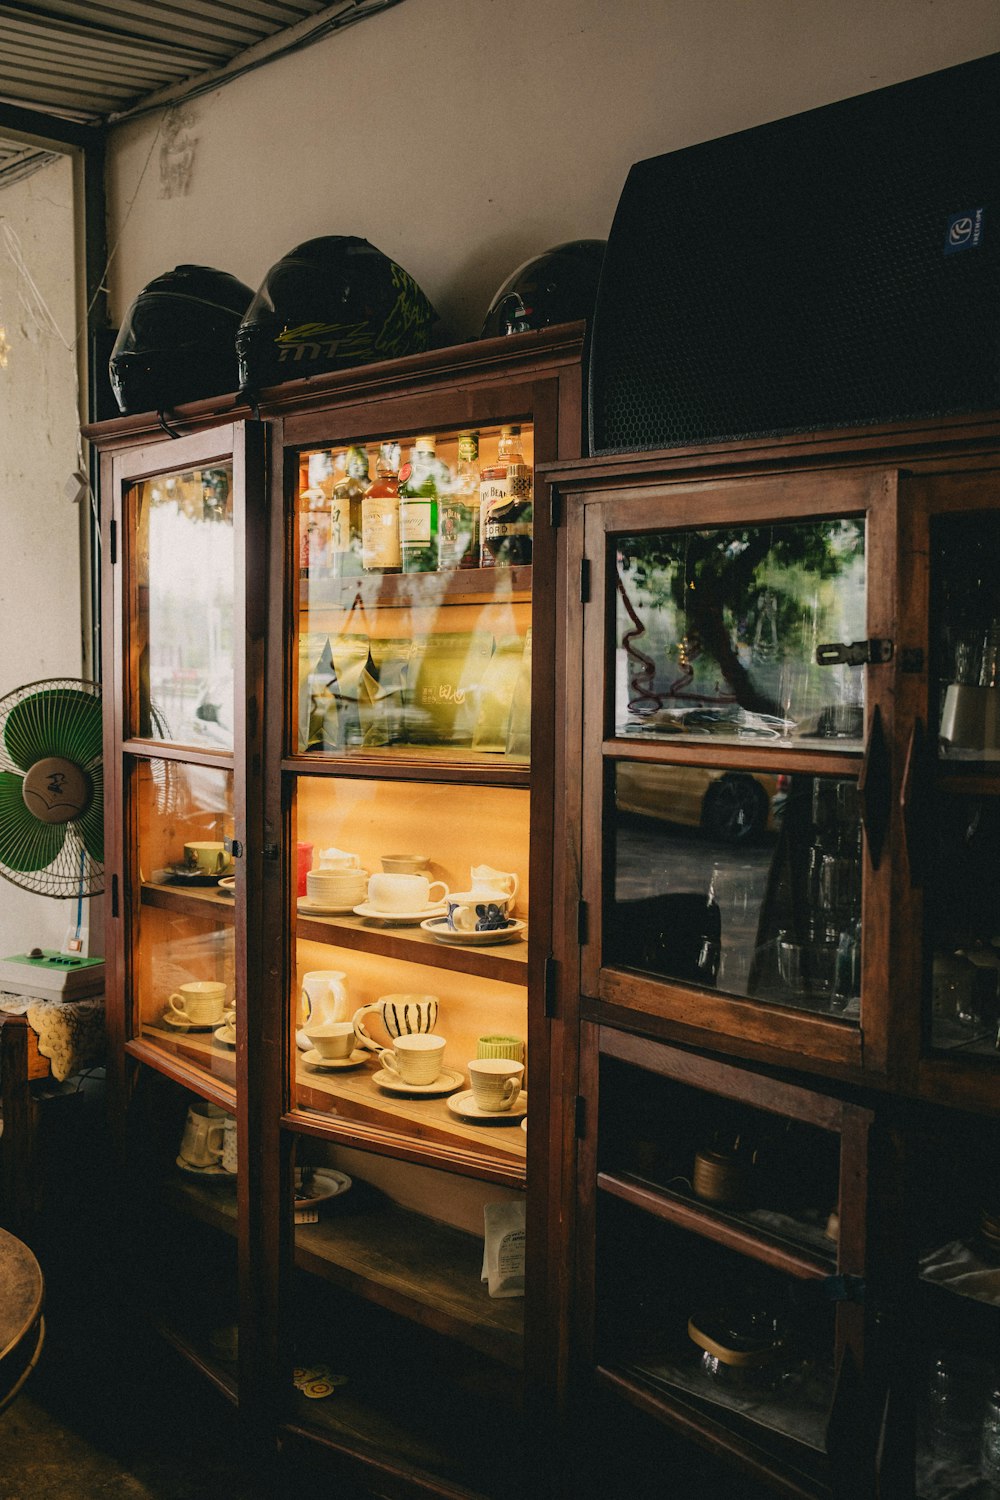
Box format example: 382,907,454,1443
298,848,368,915
161,980,230,1033
448,1049,527,1124
354,872,450,926
357,995,464,1097
421,866,526,946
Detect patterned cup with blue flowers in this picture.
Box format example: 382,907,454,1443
445,890,516,933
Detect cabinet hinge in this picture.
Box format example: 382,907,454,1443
575,1095,587,1139
109,517,117,565
549,485,563,530
543,954,558,1018
816,638,892,667
579,558,591,604
225,837,243,860
577,899,589,945
111,874,119,918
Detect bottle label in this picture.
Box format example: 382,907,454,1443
362,501,401,569
401,500,432,543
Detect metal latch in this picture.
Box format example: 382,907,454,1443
816,639,893,667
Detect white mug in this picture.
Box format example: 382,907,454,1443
468,1058,523,1112
168,980,228,1026
353,994,440,1052
306,1020,357,1059
179,1102,226,1167
378,1033,446,1085
300,970,349,1027
366,873,448,913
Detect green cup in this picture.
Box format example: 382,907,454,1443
476,1034,524,1064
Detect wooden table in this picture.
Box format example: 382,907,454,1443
0,1225,44,1412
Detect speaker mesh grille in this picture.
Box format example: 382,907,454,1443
589,54,1000,454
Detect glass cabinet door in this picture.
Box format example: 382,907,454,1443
903,477,1000,1099
578,469,894,1074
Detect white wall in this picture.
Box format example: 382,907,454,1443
0,152,84,957
105,0,1000,336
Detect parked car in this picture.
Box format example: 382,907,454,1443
615,762,783,842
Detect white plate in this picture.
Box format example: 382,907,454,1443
419,917,526,946
160,1012,226,1032
370,1066,465,1097
214,1025,237,1047
297,896,361,916
294,1168,352,1206
353,901,448,925
446,1090,528,1123
218,876,236,895
302,1047,369,1070
175,1155,234,1180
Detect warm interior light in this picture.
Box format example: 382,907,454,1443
0,326,9,367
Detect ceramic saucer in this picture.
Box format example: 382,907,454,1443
217,876,236,896
370,1066,465,1097
302,1047,368,1070
166,863,233,886
297,896,362,916
446,1090,528,1123
214,1024,237,1047
160,1012,225,1032
175,1155,233,1180
419,917,526,946
353,901,448,925
294,1168,352,1206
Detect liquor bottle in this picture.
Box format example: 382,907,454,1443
361,442,402,573
300,450,334,579
399,434,449,573
481,426,533,567
330,446,369,576
438,430,480,570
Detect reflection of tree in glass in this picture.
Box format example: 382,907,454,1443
618,522,863,718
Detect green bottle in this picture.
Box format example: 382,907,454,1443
399,434,448,573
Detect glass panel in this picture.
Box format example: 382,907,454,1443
925,792,1000,1061
295,426,534,765
614,518,866,749
133,758,237,1085
933,511,1000,763
132,463,235,748
609,761,863,1019
291,776,528,1163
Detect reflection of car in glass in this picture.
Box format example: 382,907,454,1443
615,763,783,842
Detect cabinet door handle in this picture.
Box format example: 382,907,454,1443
900,717,931,888
858,705,890,872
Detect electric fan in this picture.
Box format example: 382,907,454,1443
0,678,103,899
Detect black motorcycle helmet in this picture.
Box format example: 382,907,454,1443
236,236,439,396
480,239,607,338
109,264,253,415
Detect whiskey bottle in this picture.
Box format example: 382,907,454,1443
480,426,532,567
438,430,480,570
361,442,402,573
399,434,448,573
330,445,369,576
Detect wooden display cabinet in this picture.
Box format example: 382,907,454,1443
89,326,585,1497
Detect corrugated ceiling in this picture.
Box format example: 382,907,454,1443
0,1,364,124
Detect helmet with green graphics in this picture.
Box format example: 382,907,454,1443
236,236,439,396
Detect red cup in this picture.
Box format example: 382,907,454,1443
296,841,313,898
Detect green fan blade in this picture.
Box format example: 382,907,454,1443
4,686,101,772
0,771,67,871
76,764,104,863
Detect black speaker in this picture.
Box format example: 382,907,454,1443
589,53,1000,454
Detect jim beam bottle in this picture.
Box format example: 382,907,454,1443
481,426,532,567
399,434,447,573
330,445,369,576
438,430,480,570
361,441,402,573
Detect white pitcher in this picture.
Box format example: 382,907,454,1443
299,970,350,1026
318,847,362,871
470,865,519,900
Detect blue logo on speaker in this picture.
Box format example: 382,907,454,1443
945,208,984,254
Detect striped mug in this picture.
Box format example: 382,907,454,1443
352,994,439,1052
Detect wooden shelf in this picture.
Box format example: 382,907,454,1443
597,1170,834,1280
283,747,530,786
141,882,235,923
292,1181,523,1368
130,1029,237,1103
295,910,528,983
153,1318,239,1406
293,1057,526,1183
300,565,531,612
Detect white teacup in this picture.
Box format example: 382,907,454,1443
366,872,448,913
306,868,367,904
179,1102,226,1167
306,1020,357,1059
168,980,228,1026
381,853,430,875
445,889,516,933
468,1058,523,1112
379,1032,446,1085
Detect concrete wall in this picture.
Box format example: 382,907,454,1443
105,0,1000,337
0,152,84,958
